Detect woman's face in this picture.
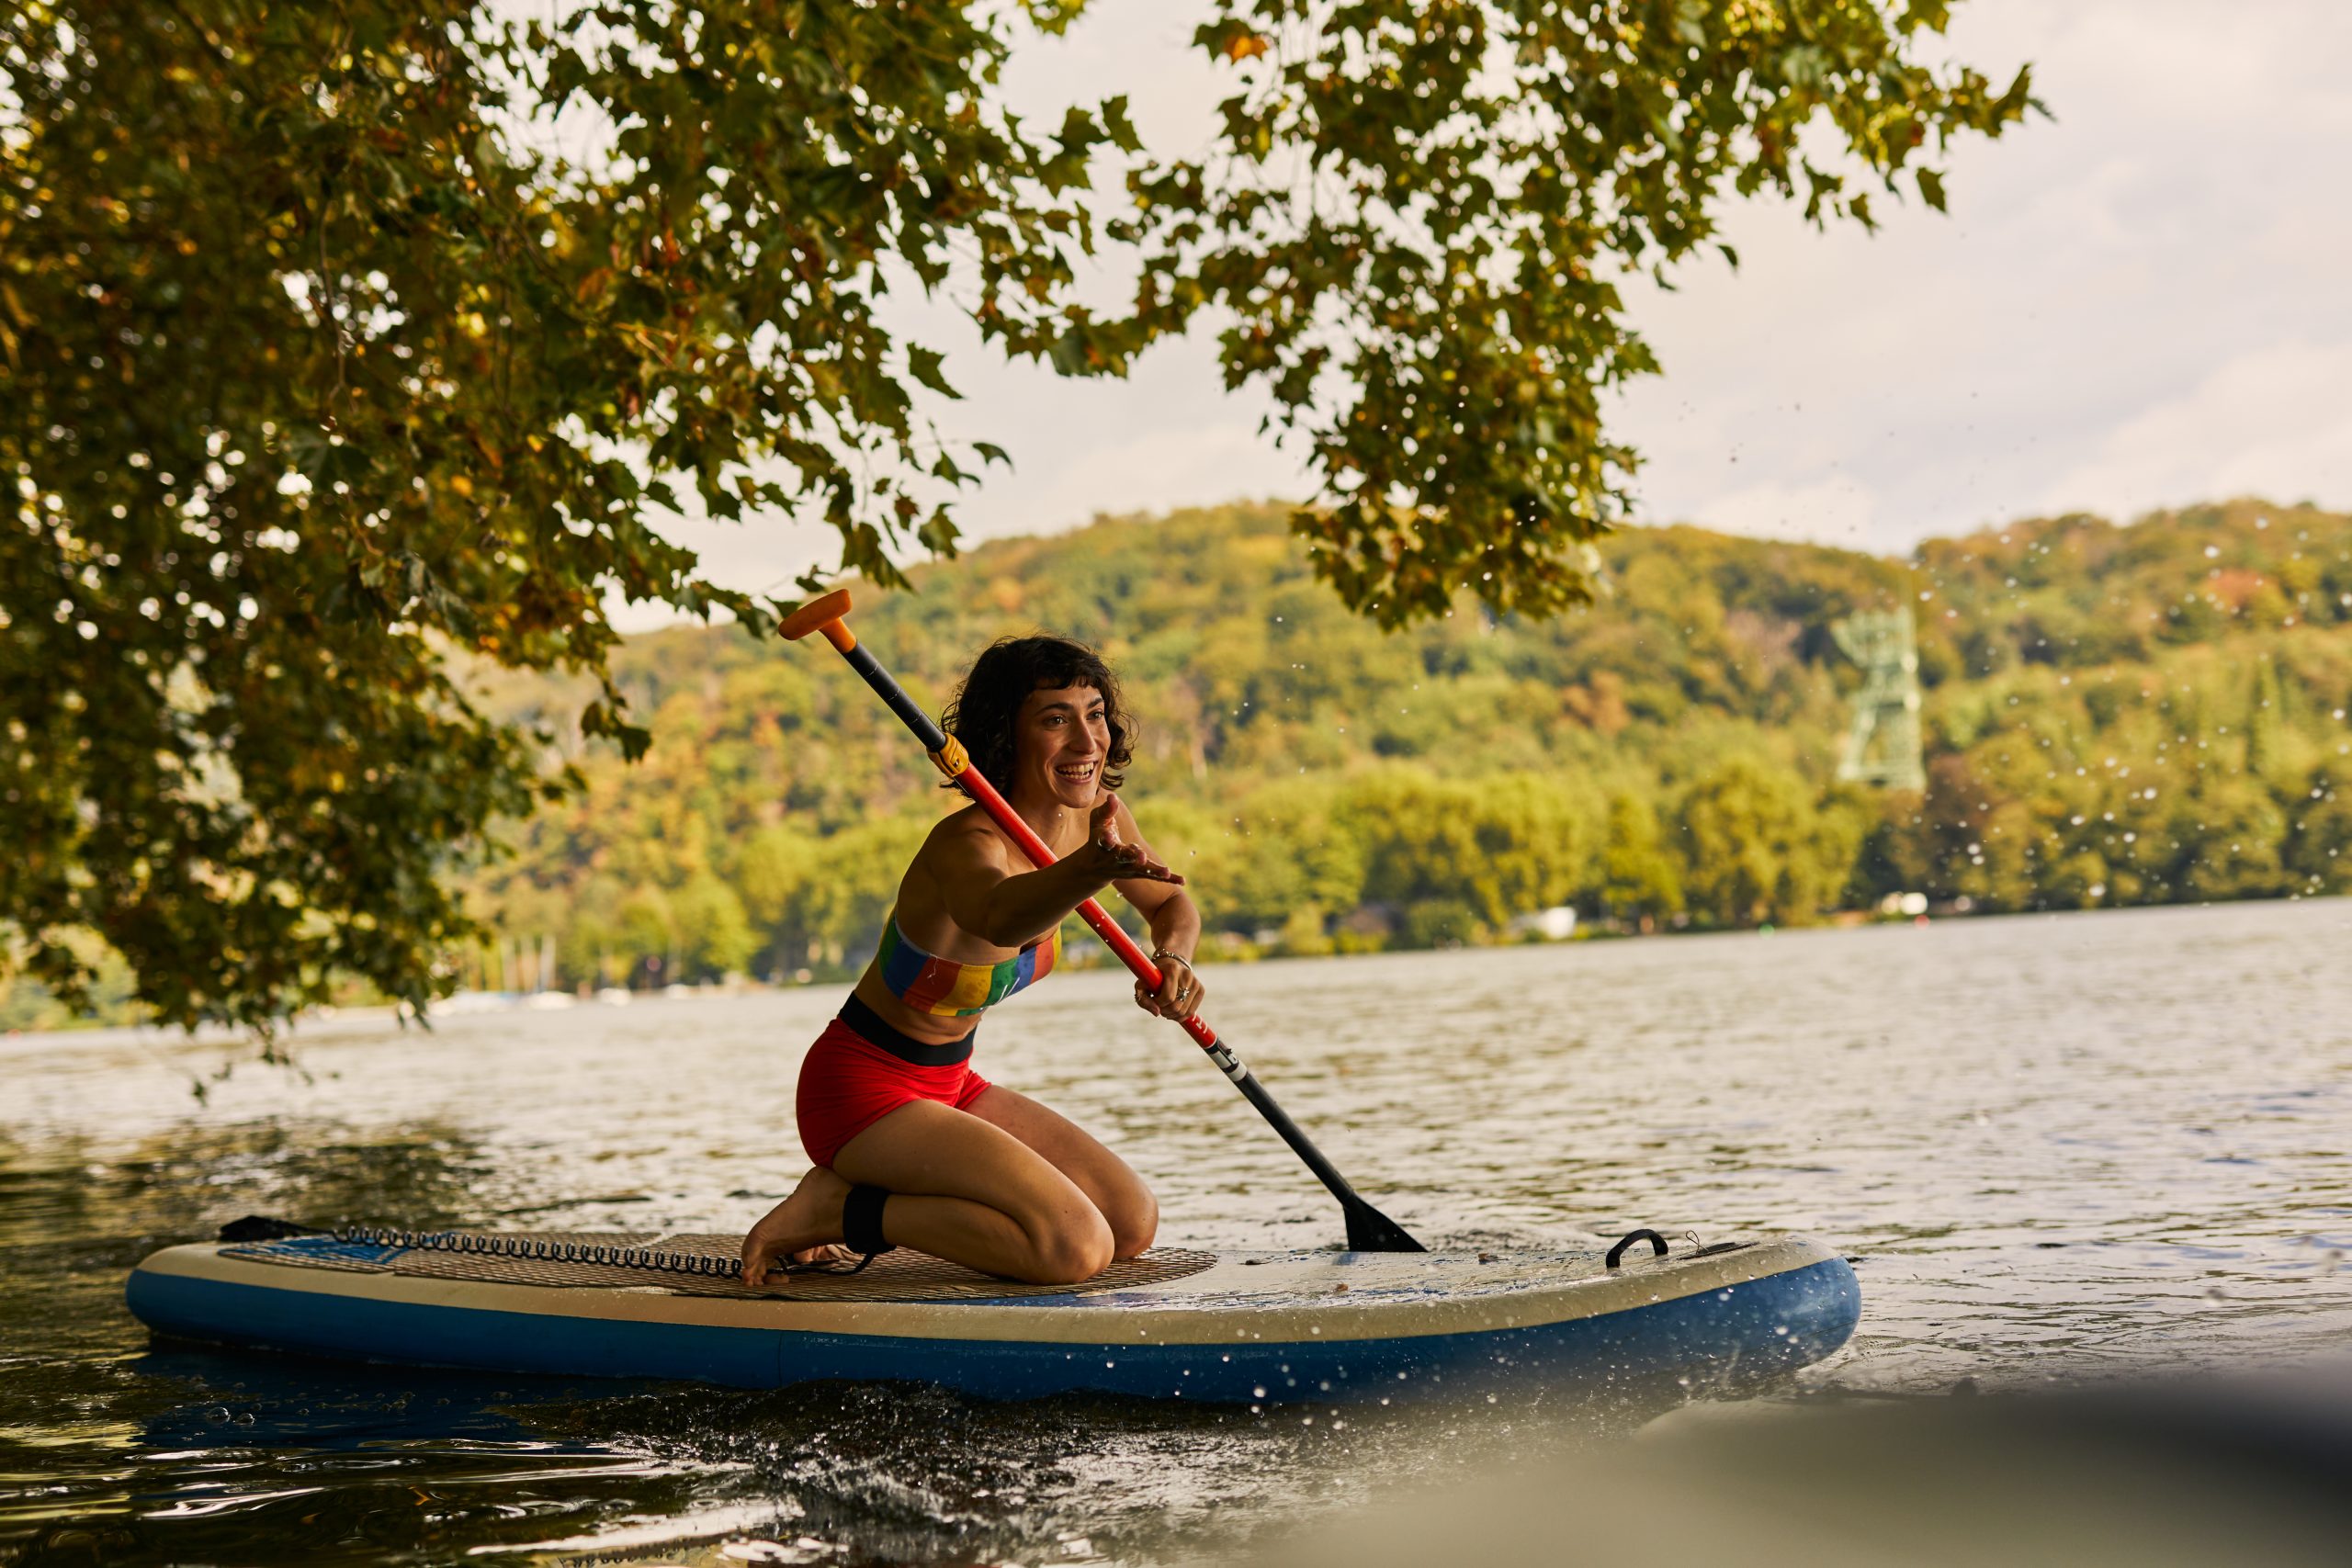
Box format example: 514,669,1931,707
1012,682,1110,811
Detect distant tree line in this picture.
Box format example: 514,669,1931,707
456,499,2352,990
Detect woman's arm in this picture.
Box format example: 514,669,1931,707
926,800,1182,950
1109,798,1207,1021
1116,852,1201,964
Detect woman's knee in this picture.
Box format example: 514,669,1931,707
1030,1205,1115,1284
1104,1187,1158,1259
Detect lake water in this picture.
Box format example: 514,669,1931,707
6,898,2350,1563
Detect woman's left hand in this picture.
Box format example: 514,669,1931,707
1090,795,1184,886
1136,950,1205,1021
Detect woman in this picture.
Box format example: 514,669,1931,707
738,635,1206,1287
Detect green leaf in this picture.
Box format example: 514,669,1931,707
906,343,959,399
1102,94,1141,154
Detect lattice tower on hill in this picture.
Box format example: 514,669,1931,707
1832,607,1926,792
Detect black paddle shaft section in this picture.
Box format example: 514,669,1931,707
1234,1071,1426,1253
842,642,950,752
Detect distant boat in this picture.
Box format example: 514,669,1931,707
522,991,576,1011
431,990,519,1015
594,987,633,1007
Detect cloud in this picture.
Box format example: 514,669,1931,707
1608,0,2352,554
999,423,1311,539
2036,338,2352,520
1687,473,1885,550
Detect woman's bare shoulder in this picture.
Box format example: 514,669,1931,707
906,803,1012,886
920,802,1005,852
897,805,1013,952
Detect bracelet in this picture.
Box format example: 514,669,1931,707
1151,949,1195,988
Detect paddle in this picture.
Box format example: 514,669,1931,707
781,589,1427,1253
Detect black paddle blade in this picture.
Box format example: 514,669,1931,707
1343,1197,1427,1253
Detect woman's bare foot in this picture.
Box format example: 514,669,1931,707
738,1167,855,1286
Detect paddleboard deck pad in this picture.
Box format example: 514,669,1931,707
127,1228,1860,1403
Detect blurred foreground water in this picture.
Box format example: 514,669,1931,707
5,898,2350,1564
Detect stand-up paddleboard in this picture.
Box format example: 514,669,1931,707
127,1226,1858,1402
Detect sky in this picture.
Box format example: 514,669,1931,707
617,0,2352,623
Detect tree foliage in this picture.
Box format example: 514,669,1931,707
3,1,2031,1028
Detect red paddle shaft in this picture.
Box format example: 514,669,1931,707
781,589,1424,1252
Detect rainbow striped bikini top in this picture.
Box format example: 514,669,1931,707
876,911,1060,1018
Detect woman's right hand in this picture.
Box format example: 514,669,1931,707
1089,795,1183,885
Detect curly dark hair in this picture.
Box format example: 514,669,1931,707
940,636,1134,797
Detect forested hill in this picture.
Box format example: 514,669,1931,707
434,496,2352,994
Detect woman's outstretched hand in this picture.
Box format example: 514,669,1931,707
1089,795,1183,885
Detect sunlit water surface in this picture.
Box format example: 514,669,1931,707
5,898,2349,1563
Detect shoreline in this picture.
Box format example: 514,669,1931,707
10,892,2342,1046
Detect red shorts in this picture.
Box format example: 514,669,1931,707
796,1013,992,1168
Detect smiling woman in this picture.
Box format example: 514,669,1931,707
738,637,1206,1289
